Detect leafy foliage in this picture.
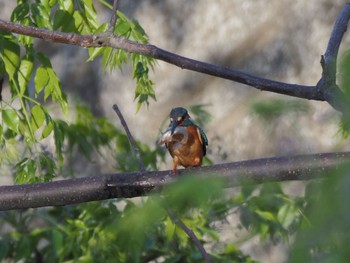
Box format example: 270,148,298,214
250,99,309,122
87,8,156,111
338,49,350,138
289,165,350,263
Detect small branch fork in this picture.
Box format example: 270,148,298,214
0,3,350,111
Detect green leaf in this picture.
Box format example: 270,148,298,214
42,121,53,139
36,52,52,67
30,3,52,29
10,2,30,22
39,153,56,181
53,9,72,31
51,229,63,257
87,47,104,62
44,68,59,100
53,120,67,165
14,158,38,184
1,138,19,162
2,109,19,133
278,203,300,229
164,216,176,241
34,64,68,115
31,105,45,132
115,18,131,36
15,235,31,261
34,66,49,95
80,0,99,30
0,38,20,81
72,11,84,32
250,99,309,122
102,47,113,70
18,54,34,94
0,239,10,261
255,210,276,222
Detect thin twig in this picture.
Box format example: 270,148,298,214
0,75,4,101
167,209,212,263
112,104,146,172
108,0,119,32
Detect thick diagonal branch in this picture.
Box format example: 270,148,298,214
317,3,350,112
0,152,349,211
0,19,320,100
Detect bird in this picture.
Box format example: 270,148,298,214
159,107,208,173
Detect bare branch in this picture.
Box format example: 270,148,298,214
108,0,119,32
167,209,212,263
2,2,350,110
0,152,349,211
112,104,146,172
317,3,350,112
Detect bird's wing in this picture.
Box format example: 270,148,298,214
196,126,208,156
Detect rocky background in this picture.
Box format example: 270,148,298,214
107,0,349,170
1,0,350,262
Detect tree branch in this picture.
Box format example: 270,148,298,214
167,209,212,263
112,104,146,172
0,3,349,111
317,3,350,112
0,152,349,211
108,0,119,32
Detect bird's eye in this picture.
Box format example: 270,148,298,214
177,116,182,122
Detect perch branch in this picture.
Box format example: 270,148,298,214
112,104,146,172
0,3,349,111
0,152,349,211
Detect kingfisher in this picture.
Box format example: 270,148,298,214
159,107,208,173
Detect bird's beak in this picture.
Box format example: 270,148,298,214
170,121,177,135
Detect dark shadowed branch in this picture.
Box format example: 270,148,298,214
0,3,350,111
0,151,349,211
317,3,350,112
112,104,146,172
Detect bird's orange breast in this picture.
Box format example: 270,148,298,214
166,126,204,168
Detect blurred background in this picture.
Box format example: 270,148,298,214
1,1,350,262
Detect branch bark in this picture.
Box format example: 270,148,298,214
0,152,349,211
0,3,349,111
